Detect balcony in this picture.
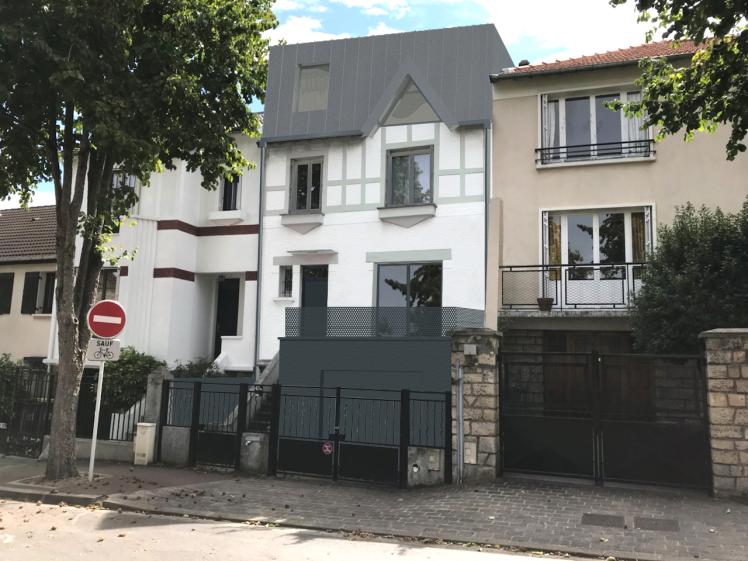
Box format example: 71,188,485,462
536,139,655,166
500,263,648,314
284,306,485,338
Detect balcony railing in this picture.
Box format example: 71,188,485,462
500,263,648,311
536,139,654,165
285,306,485,338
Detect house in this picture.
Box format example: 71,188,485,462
488,41,748,353
256,24,513,364
0,205,57,363
43,135,262,373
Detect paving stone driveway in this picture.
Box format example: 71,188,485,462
105,476,748,561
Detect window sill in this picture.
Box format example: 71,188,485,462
273,297,296,303
280,212,324,234
377,203,436,228
208,209,243,225
536,155,656,170
32,313,52,319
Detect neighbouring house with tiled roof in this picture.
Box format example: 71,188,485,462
0,205,58,362
487,39,748,355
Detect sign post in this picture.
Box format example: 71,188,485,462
86,300,126,482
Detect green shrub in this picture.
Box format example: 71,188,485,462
0,353,18,421
170,357,221,378
632,199,748,353
101,347,164,412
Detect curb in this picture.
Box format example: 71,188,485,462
0,485,100,506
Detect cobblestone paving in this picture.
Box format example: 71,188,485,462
105,476,748,561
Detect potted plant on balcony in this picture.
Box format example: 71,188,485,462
536,297,554,312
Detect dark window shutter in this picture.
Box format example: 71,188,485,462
41,273,55,313
21,272,40,314
0,273,13,314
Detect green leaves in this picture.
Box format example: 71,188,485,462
632,199,748,353
611,1,747,160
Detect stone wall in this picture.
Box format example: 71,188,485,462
700,328,748,497
451,328,501,481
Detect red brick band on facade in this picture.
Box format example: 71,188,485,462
156,220,258,236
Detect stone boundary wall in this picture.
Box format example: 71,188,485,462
700,328,748,497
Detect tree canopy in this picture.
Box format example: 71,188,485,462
632,200,748,353
611,0,748,159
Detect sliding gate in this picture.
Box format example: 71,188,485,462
274,386,451,486
500,352,711,488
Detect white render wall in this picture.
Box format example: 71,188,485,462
258,123,488,362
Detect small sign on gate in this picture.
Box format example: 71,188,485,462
321,441,334,455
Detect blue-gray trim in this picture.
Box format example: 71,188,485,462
263,25,513,142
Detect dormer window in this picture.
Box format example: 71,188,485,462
538,91,652,165
295,64,329,112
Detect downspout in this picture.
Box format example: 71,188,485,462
253,141,266,375
483,125,490,325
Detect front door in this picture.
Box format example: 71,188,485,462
300,265,328,336
214,277,240,357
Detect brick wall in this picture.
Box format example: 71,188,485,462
451,328,501,481
700,328,748,497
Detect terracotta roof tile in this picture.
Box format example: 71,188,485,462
0,205,56,263
498,40,700,78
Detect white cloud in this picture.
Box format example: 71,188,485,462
475,0,657,63
368,22,402,36
274,0,328,13
330,0,410,19
265,15,350,45
0,190,56,210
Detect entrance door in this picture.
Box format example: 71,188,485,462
214,278,240,357
300,265,328,337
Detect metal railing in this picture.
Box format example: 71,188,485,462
285,306,485,338
536,139,654,165
500,262,648,310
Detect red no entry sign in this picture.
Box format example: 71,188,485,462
321,441,333,456
87,300,126,339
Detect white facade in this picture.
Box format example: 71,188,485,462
258,122,489,362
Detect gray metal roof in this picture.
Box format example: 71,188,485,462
262,24,513,143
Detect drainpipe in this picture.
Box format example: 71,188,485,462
456,359,464,484
253,141,266,376
483,125,491,325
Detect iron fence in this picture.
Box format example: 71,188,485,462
1,366,55,457
285,306,484,337
500,263,648,310
536,139,654,165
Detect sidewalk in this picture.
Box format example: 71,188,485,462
2,454,746,561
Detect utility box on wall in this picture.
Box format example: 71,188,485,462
133,422,156,465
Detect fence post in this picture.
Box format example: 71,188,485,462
235,383,248,471
267,383,281,476
188,381,201,467
399,389,410,489
157,380,171,463
444,390,453,484
590,351,603,486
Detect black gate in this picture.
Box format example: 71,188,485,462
272,386,451,486
500,351,711,489
0,367,55,458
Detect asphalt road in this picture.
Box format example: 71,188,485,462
0,499,566,561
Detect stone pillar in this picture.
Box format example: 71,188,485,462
451,328,501,481
144,366,173,424
699,328,748,498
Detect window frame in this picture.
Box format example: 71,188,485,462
278,265,293,298
385,146,435,208
97,268,119,302
0,272,13,315
539,89,651,165
289,158,324,214
294,64,330,113
221,176,241,212
21,271,55,315
375,262,443,308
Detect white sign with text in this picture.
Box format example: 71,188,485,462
86,338,121,362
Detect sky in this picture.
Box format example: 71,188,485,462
1,0,653,210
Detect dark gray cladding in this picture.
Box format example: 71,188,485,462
263,24,514,142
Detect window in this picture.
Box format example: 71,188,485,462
377,263,442,307
0,273,13,314
545,208,651,276
222,176,240,211
279,266,293,298
291,159,323,213
540,91,649,164
295,65,329,112
97,269,118,301
21,271,55,314
382,80,439,126
386,147,433,207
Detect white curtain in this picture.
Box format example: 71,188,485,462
626,92,647,153
541,95,558,148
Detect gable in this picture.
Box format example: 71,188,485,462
382,80,439,126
